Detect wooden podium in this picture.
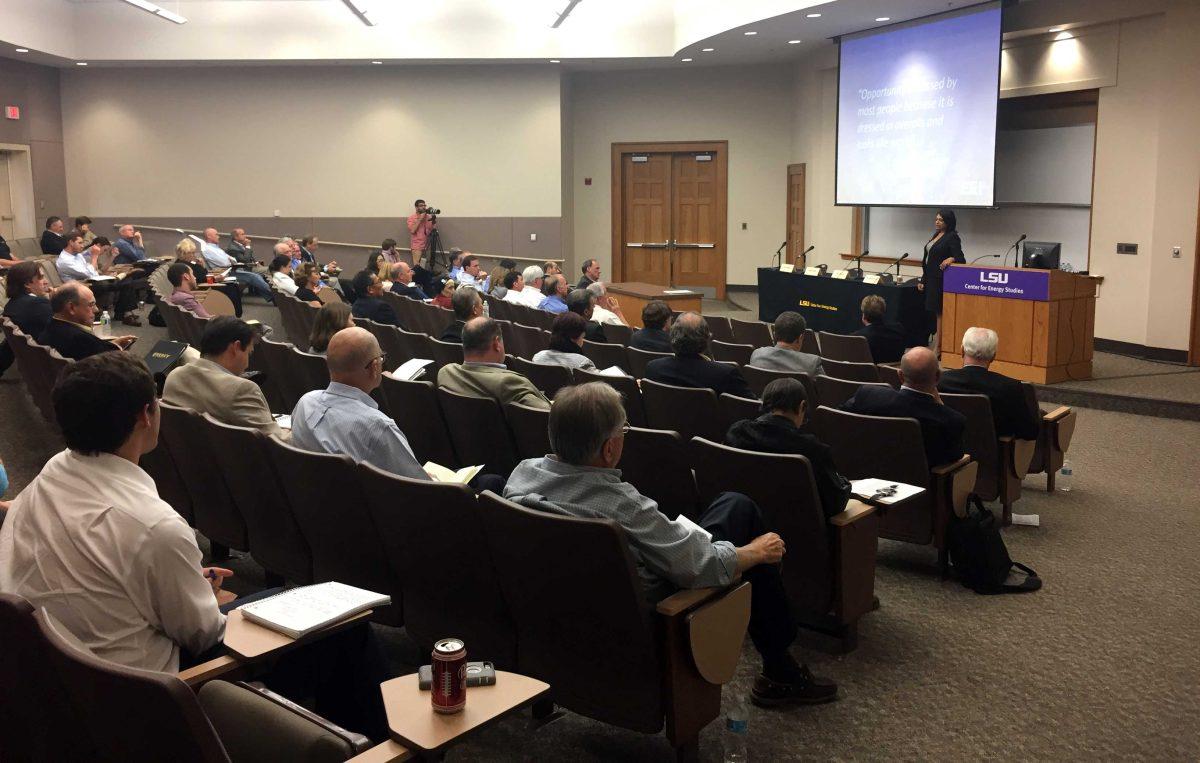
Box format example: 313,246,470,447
607,282,702,328
939,264,1096,384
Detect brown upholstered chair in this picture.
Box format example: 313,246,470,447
492,318,517,357
381,290,417,330
476,491,751,760
689,438,879,651
1022,382,1077,492
378,374,458,466
619,427,701,520
581,339,629,373
274,293,311,347
255,338,305,412
16,336,67,425
263,437,400,625
729,317,773,347
139,440,195,526
509,322,549,360
819,357,881,383
572,367,647,427
876,363,902,389
358,318,407,368
604,322,634,346
426,337,464,375
941,394,1036,524
504,402,552,460
706,315,734,343
396,328,433,363
437,388,519,476
717,393,762,434
626,345,671,379
814,374,889,409
640,378,725,442
812,405,976,571
800,329,820,355
191,288,236,317
710,340,753,366
159,402,248,559
290,346,331,397
817,331,874,363
429,305,457,337
742,365,816,403
202,415,313,585
359,465,517,669
507,355,573,398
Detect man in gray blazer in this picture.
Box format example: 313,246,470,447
162,317,287,439
749,311,824,377
437,317,551,410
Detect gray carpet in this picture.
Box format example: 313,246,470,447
2,299,1198,760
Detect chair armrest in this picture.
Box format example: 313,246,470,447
1001,437,1037,479
931,454,971,476
348,740,411,762
1043,405,1072,422
238,681,372,754
178,655,243,689
829,499,876,527
656,580,739,617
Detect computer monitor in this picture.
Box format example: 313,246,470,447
1021,241,1061,270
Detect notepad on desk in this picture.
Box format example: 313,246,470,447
424,461,483,485
237,582,390,639
393,358,434,381
850,478,924,505
272,414,292,430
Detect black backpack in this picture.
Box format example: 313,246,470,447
947,496,1041,594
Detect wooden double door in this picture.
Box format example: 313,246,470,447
612,142,728,300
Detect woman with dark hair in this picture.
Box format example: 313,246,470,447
919,208,965,348
0,260,53,375
308,301,354,355
269,254,298,296
533,311,596,370
431,277,456,309
292,263,323,307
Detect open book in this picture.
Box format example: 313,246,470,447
393,358,434,381
850,478,925,505
424,461,483,485
237,582,390,639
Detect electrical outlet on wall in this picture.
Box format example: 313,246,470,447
1172,246,1181,258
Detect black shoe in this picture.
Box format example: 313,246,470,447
751,664,838,707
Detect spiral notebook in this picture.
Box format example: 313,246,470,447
236,582,390,639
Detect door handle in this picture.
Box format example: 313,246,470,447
673,242,715,248
0,215,13,221
627,242,670,248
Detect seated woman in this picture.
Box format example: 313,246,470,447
308,301,354,355
292,263,323,307
431,277,456,309
724,378,850,520
533,312,597,371
176,237,242,316
270,254,298,296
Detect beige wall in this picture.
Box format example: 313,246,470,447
60,65,563,219
0,58,68,230
569,64,795,286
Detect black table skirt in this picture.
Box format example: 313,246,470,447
757,268,928,347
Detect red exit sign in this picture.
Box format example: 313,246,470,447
3,106,19,120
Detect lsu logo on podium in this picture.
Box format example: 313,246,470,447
980,271,1009,284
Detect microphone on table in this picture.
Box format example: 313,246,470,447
851,249,869,277
894,252,909,277
799,244,814,269
1008,234,1027,267
773,241,787,269
971,253,1001,264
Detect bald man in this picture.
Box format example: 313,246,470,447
387,261,428,300
194,227,274,301
840,346,966,468
288,327,429,480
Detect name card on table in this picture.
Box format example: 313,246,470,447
943,266,1050,301
830,269,850,280
862,274,882,285
804,266,824,276
779,263,795,273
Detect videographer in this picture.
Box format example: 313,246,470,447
408,199,437,265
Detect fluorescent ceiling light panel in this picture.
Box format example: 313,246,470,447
341,0,374,27
551,0,583,29
119,0,188,24
15,48,29,53
806,13,821,18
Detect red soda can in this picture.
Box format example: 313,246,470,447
431,638,467,714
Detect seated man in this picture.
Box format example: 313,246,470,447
39,282,136,360
438,317,551,410
514,265,545,307
194,227,274,302
291,327,429,480
162,316,285,439
226,227,260,269
576,258,601,289
0,261,52,376
388,261,428,300
629,300,674,353
750,311,823,376
725,378,850,519
55,230,100,283
505,382,838,706
938,326,1040,440
852,294,908,364
349,270,402,327
457,253,489,291
39,215,67,254
164,262,211,318
500,270,525,304
441,285,483,343
586,281,628,326
112,224,147,265
841,346,966,468
537,274,569,313
645,312,754,398
566,288,607,343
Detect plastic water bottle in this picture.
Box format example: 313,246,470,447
723,696,749,763
1058,460,1073,492
482,300,491,317
98,310,111,338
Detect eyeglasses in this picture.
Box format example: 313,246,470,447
366,352,387,370
618,422,630,437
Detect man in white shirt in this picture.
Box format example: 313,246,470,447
514,264,545,308
586,281,628,326
55,230,99,282
0,352,228,673
195,227,274,302
501,270,526,304
456,252,490,292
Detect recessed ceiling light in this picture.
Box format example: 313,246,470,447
876,17,891,22
744,31,758,36
76,62,88,66
681,58,693,62
788,40,802,44
702,48,715,52
549,59,560,63
370,60,382,64
119,0,187,24
806,13,821,18
15,48,29,53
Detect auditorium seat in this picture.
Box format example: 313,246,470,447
706,315,734,343
814,374,890,409
619,427,701,520
397,327,433,363
729,317,773,348
508,322,549,360
689,438,880,651
159,402,249,560
504,401,552,460
192,287,237,317
290,346,331,396
801,329,820,355
581,339,629,373
604,323,633,346
202,415,313,585
507,355,572,398
812,406,976,571
475,491,751,760
359,464,517,669
742,365,816,407
159,300,191,345
316,287,343,304
437,388,519,476
640,378,725,442
875,363,902,389
1022,383,1077,492
430,305,457,336
381,291,417,330
492,318,517,357
816,331,874,363
264,437,400,625
378,374,458,467
819,357,881,383
941,394,1036,524
710,340,753,366
426,337,464,375
718,393,762,433
139,439,195,526
275,293,311,348
625,345,671,379
572,366,647,428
